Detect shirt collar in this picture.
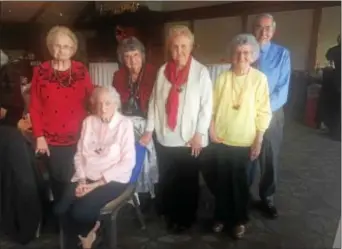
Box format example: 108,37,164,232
108,112,121,129
260,42,271,54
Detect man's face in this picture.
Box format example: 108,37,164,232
254,16,275,46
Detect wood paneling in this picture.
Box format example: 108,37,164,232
307,7,323,70
163,1,340,22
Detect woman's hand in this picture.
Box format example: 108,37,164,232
139,132,152,147
36,136,50,156
187,132,202,157
78,221,101,249
250,136,263,161
75,179,105,198
209,125,223,144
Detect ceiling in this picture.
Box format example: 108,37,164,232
0,1,231,23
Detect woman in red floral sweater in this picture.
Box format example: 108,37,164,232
29,26,93,202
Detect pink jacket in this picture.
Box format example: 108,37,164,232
72,113,136,184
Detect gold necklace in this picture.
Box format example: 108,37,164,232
230,69,250,110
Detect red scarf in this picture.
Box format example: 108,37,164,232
164,57,192,130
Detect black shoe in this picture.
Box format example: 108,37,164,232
258,201,278,219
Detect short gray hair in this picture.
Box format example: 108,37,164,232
90,86,121,111
229,33,260,62
254,13,277,29
117,36,145,65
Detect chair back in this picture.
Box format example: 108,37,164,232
129,143,146,184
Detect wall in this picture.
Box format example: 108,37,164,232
193,16,242,64
163,3,341,70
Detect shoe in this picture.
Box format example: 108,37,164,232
259,201,278,219
233,225,246,239
212,223,224,233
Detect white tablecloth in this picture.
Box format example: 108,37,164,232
89,62,119,87
206,63,231,85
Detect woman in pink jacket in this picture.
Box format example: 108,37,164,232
55,86,136,247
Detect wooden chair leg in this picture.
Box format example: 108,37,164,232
132,194,146,230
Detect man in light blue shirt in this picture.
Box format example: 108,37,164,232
250,13,291,219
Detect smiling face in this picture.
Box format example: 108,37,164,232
169,34,193,67
232,44,254,70
94,90,116,122
51,33,75,61
254,16,275,46
123,49,143,74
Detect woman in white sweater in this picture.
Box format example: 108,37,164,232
140,25,213,233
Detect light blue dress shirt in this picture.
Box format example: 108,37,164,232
257,42,291,112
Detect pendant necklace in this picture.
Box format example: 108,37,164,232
231,69,250,110
94,119,109,155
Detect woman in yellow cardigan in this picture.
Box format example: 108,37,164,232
210,34,272,239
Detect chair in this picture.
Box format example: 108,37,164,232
99,143,147,249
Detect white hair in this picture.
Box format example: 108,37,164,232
229,33,260,62
90,86,121,111
254,13,277,29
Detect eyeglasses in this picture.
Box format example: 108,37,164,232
255,25,273,32
53,44,73,51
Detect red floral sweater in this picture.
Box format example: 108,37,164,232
29,61,94,146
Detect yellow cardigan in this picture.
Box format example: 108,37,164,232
213,68,272,147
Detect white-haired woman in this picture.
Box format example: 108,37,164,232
55,86,135,246
210,34,271,238
29,26,94,202
113,36,158,197
140,25,213,232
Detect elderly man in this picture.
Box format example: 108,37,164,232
250,13,291,219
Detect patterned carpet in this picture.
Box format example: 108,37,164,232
1,121,340,249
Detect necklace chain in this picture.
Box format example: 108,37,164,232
51,61,72,88
230,69,250,110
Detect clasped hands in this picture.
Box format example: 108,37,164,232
75,179,105,198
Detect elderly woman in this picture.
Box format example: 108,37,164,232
29,26,94,202
210,34,271,238
113,36,158,196
55,86,135,246
140,25,213,232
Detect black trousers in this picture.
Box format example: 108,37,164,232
214,144,250,227
155,143,200,227
250,108,284,204
199,143,218,196
55,181,127,248
43,145,77,203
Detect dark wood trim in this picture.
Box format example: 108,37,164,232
241,14,248,32
307,7,323,70
29,2,52,22
163,1,340,23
